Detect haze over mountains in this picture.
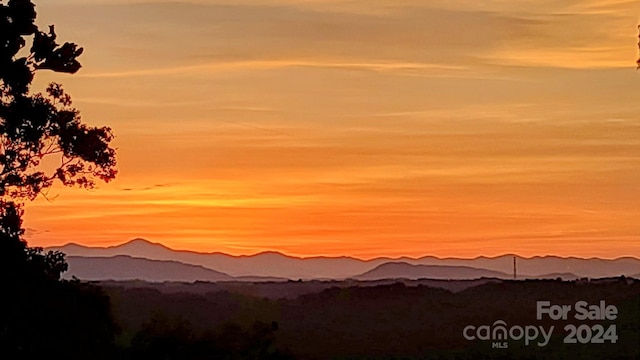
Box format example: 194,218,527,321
356,263,511,281
49,238,640,282
67,255,233,282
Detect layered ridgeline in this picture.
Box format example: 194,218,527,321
48,238,640,282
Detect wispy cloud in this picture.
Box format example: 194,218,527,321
77,60,468,78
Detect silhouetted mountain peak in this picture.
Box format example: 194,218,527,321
60,242,91,250
128,237,152,243
251,251,291,259
115,238,171,251
119,238,161,247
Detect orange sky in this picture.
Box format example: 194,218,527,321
20,0,640,258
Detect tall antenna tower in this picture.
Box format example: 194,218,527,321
513,256,517,280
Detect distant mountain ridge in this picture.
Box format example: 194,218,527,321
67,255,233,282
49,238,640,281
354,262,510,280
51,238,385,279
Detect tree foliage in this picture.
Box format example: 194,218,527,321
126,313,291,360
1,0,116,205
0,0,117,278
0,1,119,357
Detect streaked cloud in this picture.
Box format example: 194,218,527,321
76,60,468,78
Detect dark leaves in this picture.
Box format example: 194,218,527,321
0,5,119,358
25,247,68,280
2,58,33,94
7,0,37,35
0,1,116,204
31,26,83,74
36,42,83,74
0,201,24,239
1,2,83,97
61,125,116,165
46,82,72,106
1,85,117,200
31,25,57,62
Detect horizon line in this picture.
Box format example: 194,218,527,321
46,237,640,262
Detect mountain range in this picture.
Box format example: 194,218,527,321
354,262,510,280
67,255,233,282
48,238,640,282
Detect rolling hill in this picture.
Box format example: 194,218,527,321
66,255,233,282
354,262,510,280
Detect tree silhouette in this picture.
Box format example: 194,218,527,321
1,0,116,213
0,1,119,357
0,0,117,268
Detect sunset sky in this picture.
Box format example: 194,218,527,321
22,0,640,258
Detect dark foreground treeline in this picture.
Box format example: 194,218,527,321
99,278,640,360
3,265,639,359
